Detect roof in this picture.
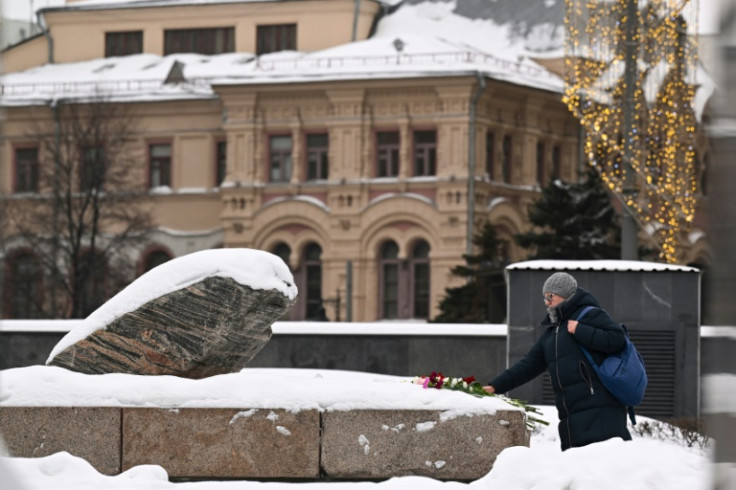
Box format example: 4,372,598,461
0,0,567,105
0,0,713,114
507,259,700,273
39,0,394,13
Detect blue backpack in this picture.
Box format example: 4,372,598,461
576,306,647,425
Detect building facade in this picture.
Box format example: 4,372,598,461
0,0,710,321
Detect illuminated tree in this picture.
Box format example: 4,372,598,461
563,0,700,263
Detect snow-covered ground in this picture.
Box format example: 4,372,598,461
0,366,715,490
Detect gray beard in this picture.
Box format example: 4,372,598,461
547,307,558,324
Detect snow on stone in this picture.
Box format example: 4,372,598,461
415,421,437,433
358,434,370,455
382,424,406,433
228,410,256,425
276,426,291,436
0,367,514,418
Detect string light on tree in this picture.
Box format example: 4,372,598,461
562,0,700,263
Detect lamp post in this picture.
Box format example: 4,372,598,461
620,0,639,260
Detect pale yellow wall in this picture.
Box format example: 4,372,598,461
0,35,48,74
150,193,223,232
31,0,379,66
176,135,213,188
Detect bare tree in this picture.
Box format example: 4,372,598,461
4,96,151,318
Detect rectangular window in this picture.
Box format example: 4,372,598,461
552,145,562,180
164,27,234,55
413,262,430,319
269,135,293,182
486,132,495,180
305,263,322,319
306,133,329,180
81,146,105,191
413,130,436,176
382,263,399,319
376,131,399,178
105,31,143,57
216,141,227,186
14,147,39,193
502,135,513,184
149,143,171,188
536,141,546,185
256,24,296,55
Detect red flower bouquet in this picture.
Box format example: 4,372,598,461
411,372,548,429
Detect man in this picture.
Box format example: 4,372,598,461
483,272,632,450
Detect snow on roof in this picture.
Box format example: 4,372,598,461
0,0,714,120
507,259,700,273
0,1,565,106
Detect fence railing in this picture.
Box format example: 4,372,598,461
0,50,551,97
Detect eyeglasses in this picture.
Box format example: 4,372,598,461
543,293,556,302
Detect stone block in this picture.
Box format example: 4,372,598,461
321,409,529,481
122,408,320,478
49,277,295,378
0,407,121,475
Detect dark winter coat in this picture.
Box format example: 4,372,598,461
490,287,632,450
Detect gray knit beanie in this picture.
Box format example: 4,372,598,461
543,272,577,299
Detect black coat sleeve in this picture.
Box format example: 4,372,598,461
489,331,547,394
573,308,626,354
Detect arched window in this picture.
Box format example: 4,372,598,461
143,249,172,273
303,243,323,320
378,239,432,320
3,251,43,319
271,242,296,320
410,240,430,319
379,240,400,319
272,243,291,267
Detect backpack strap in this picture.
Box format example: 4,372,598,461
576,306,597,321
575,307,600,377
574,306,601,375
